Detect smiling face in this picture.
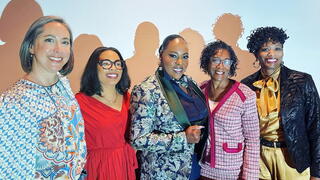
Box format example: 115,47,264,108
97,50,123,87
29,22,71,76
257,41,284,76
210,48,231,83
161,38,189,80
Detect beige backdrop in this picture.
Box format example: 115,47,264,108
0,0,257,93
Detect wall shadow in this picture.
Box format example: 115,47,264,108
69,34,103,93
126,21,159,90
180,28,207,84
213,13,257,81
0,0,43,92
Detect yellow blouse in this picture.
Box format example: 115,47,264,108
253,69,284,141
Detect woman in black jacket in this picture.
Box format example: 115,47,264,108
241,26,320,180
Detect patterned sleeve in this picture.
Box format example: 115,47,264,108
240,87,260,180
129,84,191,154
59,76,87,175
0,88,37,179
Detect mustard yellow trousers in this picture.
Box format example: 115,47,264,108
259,145,310,180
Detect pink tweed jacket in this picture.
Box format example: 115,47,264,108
200,80,260,180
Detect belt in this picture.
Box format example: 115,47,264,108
260,138,287,148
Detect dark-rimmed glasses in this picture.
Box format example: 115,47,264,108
98,59,123,70
210,58,233,67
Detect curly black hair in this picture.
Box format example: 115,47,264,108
247,26,289,56
200,40,238,77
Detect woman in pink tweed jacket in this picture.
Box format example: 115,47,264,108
198,40,260,180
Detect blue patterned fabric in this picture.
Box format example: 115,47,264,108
0,75,87,180
130,74,198,180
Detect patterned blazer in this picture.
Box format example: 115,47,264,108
130,74,195,180
200,80,260,180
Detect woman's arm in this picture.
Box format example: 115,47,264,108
304,75,320,178
241,90,260,180
0,90,37,179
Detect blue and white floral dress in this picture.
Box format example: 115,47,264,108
0,74,87,179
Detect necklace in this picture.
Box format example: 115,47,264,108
94,92,119,105
104,92,118,104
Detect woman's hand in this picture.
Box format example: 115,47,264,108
310,176,320,180
185,125,204,144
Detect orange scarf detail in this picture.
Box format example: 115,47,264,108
253,68,280,118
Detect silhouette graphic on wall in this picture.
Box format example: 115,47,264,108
213,13,256,81
0,0,43,92
180,28,207,84
126,21,159,89
69,34,103,93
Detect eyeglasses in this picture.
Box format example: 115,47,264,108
210,58,233,67
98,59,123,70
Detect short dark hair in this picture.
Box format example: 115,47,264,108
19,16,74,75
247,26,289,56
80,47,130,96
200,40,238,77
158,34,186,59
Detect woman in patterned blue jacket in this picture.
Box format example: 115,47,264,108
130,34,209,179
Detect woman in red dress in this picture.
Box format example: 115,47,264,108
76,47,137,179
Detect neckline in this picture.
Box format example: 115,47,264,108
86,92,125,112
22,77,60,88
205,80,240,114
209,79,234,102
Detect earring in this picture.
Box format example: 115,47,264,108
253,60,260,68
